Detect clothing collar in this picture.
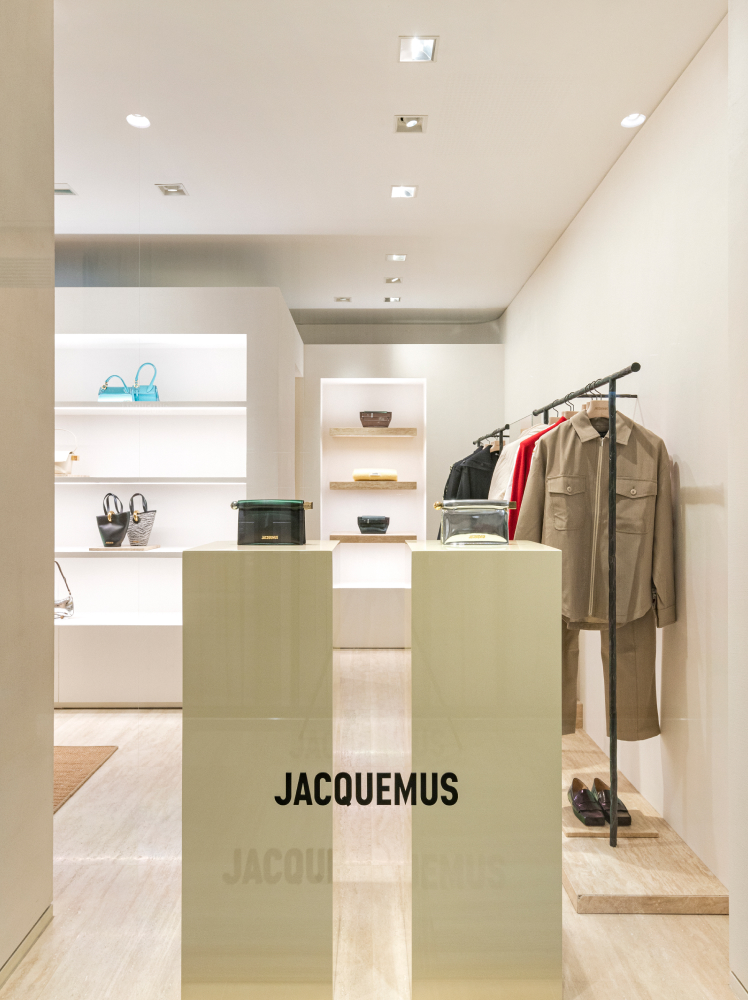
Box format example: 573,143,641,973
570,409,633,446
461,446,496,470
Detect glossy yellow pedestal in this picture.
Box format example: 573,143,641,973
182,542,338,1000
408,541,562,1000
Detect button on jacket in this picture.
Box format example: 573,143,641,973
515,411,676,628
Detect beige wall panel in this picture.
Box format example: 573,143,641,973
729,0,748,993
409,541,561,998
0,0,54,974
182,543,336,994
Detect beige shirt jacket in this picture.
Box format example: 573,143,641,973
515,410,676,629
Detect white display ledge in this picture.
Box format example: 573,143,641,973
329,481,417,490
55,547,184,558
333,582,411,589
55,477,244,485
55,401,246,414
329,427,417,437
55,612,182,626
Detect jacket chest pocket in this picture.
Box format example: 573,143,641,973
547,476,587,530
616,478,657,534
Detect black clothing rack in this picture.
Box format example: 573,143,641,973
531,362,641,846
473,423,510,449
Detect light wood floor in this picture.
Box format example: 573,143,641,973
1,651,734,999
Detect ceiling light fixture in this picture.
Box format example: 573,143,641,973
391,186,417,198
621,113,646,128
54,183,76,195
156,182,188,196
399,36,437,62
395,115,427,133
386,254,406,262
126,113,151,128
385,277,401,284
334,296,352,302
384,297,401,303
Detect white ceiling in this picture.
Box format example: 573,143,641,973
54,0,726,312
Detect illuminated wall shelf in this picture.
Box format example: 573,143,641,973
329,481,417,490
329,534,417,543
55,401,246,414
55,477,244,485
329,427,417,437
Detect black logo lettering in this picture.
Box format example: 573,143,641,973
335,772,352,806
355,772,373,805
420,772,439,806
440,772,458,805
293,773,313,805
314,772,332,805
274,772,292,805
395,772,417,805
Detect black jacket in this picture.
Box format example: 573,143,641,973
443,446,499,501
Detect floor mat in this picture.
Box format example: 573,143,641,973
54,746,118,812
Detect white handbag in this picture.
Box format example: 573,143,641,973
55,428,79,476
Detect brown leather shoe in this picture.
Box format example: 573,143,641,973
567,778,605,826
592,777,632,826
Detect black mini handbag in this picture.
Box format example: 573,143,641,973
96,493,130,547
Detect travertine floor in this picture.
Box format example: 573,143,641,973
0,652,734,999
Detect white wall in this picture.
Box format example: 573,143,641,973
56,286,303,502
501,23,728,881
299,344,504,541
728,0,748,993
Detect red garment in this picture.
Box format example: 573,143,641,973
508,418,566,539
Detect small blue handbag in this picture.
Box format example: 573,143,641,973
98,374,133,403
132,363,159,402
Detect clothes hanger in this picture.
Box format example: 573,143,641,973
584,392,610,418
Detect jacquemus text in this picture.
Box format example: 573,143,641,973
274,771,458,806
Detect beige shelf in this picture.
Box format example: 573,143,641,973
329,481,417,490
329,534,417,543
329,427,417,437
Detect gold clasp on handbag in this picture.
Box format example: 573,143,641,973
133,512,139,523
107,511,113,522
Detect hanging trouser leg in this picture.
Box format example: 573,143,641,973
561,619,580,736
600,608,659,742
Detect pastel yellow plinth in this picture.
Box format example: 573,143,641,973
408,541,562,1000
182,542,338,998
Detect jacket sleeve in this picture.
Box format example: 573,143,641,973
514,440,546,542
652,441,676,627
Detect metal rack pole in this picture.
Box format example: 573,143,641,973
608,379,618,847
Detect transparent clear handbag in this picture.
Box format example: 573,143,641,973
54,560,74,619
434,499,516,545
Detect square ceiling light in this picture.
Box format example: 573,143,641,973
156,182,188,196
384,297,401,303
386,254,406,262
385,277,401,284
334,296,351,302
54,182,76,195
396,115,427,133
399,37,437,61
391,186,417,198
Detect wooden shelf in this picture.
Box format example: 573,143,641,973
329,427,417,437
329,534,417,544
329,481,417,490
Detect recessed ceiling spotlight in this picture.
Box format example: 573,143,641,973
621,113,646,128
386,254,407,262
399,36,437,62
126,113,151,128
54,182,76,195
156,182,188,196
385,277,402,284
391,186,417,198
395,115,427,133
384,297,401,303
334,296,352,302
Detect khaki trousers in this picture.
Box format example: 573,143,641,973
562,608,660,742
